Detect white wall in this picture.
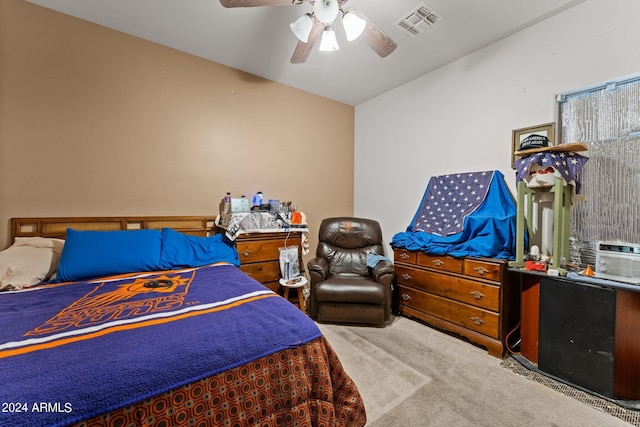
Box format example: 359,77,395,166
354,0,640,254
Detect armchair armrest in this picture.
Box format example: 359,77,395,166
307,257,329,285
371,259,394,322
370,259,394,286
306,257,329,319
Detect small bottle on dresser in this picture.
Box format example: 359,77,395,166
252,191,263,207
220,192,231,214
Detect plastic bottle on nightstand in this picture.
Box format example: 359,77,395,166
252,191,263,207
219,192,231,214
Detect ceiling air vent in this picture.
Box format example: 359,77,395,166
395,2,444,37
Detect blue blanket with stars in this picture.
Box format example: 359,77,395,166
391,170,520,259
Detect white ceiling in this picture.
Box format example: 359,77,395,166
27,0,586,105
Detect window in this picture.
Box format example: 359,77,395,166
558,75,640,266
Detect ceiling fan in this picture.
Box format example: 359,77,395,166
219,0,397,64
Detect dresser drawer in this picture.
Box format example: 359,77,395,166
398,285,500,339
239,260,281,284
236,235,301,264
417,253,463,273
395,265,500,311
464,259,502,282
394,248,417,264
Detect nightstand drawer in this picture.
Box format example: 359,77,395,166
236,235,301,264
239,260,281,284
398,285,500,339
395,265,499,311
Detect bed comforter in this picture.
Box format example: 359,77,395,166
0,264,365,427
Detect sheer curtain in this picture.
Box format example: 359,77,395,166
559,77,640,267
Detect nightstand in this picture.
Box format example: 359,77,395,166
279,276,308,313
234,232,304,292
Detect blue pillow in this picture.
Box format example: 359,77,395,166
57,228,163,282
160,228,240,269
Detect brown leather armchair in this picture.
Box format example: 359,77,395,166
307,217,394,326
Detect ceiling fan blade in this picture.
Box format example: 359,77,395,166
348,8,397,58
220,0,304,7
290,19,323,64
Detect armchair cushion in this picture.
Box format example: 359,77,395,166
314,276,385,305
316,217,384,276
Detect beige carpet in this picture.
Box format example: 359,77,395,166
317,316,635,427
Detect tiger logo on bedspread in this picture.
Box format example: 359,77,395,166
25,273,193,337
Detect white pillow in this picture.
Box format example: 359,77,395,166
0,237,65,291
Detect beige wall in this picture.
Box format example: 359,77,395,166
0,0,354,257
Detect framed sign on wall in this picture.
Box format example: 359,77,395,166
511,122,555,168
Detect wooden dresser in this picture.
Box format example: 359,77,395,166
393,248,519,358
235,232,303,292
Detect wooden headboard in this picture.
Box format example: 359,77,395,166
11,216,217,243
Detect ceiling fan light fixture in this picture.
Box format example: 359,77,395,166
290,13,313,42
314,0,339,24
319,26,339,51
342,11,366,41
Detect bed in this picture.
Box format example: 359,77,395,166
0,216,366,427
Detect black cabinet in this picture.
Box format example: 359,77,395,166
539,278,616,397
518,272,640,404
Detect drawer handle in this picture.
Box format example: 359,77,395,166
470,290,485,300
401,273,412,281
432,259,444,267
401,293,412,301
241,250,252,257
473,266,489,275
400,252,410,260
470,316,485,326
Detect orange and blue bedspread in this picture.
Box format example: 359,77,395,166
0,264,321,427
